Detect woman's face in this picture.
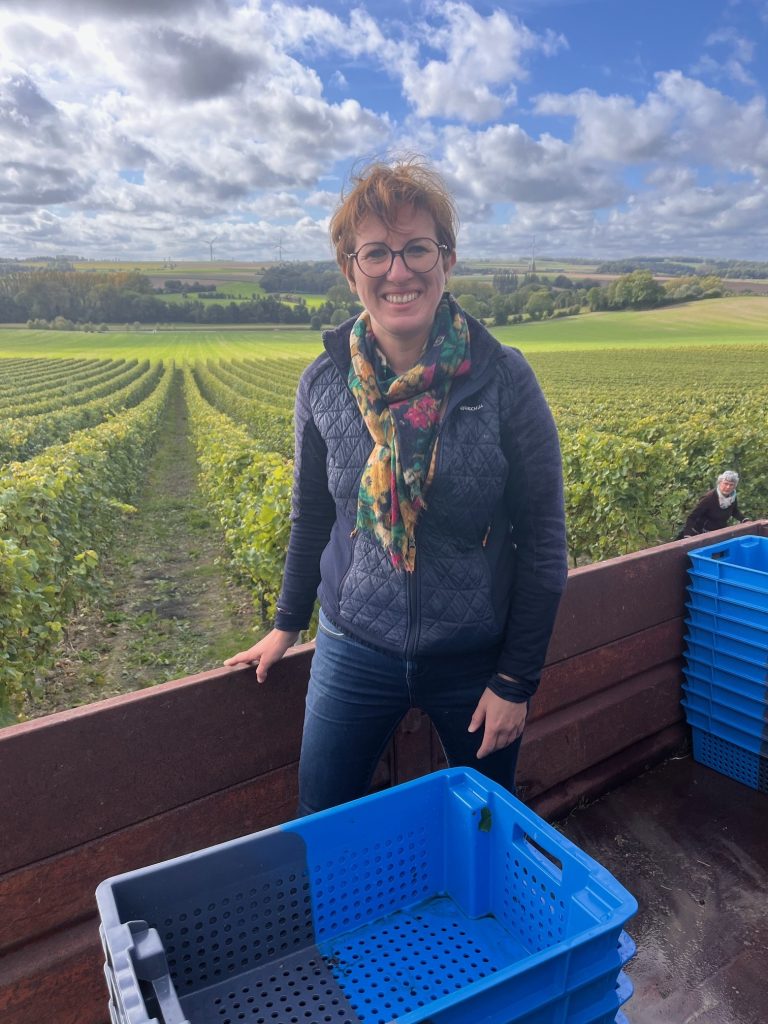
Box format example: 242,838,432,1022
346,205,455,350
719,479,736,495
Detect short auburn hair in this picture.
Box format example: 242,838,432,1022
330,156,459,274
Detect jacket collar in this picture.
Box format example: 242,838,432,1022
322,301,504,386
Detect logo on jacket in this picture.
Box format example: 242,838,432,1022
459,403,484,411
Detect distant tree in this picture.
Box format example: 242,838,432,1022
525,291,554,320
329,307,350,325
310,314,323,330
456,294,481,317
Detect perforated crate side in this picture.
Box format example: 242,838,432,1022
681,684,768,740
691,728,768,792
682,700,768,757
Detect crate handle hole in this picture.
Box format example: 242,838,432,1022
523,833,562,878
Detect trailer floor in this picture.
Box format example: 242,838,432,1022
557,753,767,1024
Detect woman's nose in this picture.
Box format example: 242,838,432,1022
387,252,412,280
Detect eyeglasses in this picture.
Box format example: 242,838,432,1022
344,238,449,278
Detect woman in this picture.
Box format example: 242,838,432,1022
225,158,568,815
678,470,749,538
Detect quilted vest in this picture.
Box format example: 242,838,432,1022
305,316,522,658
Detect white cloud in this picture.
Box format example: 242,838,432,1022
441,123,625,207
534,72,768,174
0,1,767,259
398,1,566,122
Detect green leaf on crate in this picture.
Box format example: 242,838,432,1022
479,806,492,832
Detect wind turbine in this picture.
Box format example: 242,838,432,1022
274,229,291,262
208,237,218,262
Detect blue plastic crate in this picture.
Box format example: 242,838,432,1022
681,698,768,756
684,620,768,670
683,662,768,712
96,769,637,1024
685,603,768,650
689,535,768,587
683,653,768,703
684,638,768,683
691,727,768,793
681,685,768,741
686,587,768,630
687,569,768,612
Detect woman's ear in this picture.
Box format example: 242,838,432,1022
445,249,457,274
345,264,358,295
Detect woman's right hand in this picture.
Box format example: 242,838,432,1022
224,628,300,683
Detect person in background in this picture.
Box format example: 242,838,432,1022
678,470,749,538
225,156,567,815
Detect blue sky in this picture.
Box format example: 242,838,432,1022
1,0,768,261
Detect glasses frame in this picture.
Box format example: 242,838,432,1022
344,237,450,278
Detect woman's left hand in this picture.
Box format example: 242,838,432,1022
468,689,528,759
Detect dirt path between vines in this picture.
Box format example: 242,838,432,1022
24,372,260,719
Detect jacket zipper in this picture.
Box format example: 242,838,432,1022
404,528,421,660
403,366,496,659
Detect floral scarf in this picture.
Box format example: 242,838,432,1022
348,292,471,571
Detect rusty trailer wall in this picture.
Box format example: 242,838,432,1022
1,521,765,1024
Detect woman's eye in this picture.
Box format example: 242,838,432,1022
362,247,389,262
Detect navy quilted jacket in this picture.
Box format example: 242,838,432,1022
274,311,568,699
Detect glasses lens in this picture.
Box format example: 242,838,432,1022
403,238,440,272
356,243,393,277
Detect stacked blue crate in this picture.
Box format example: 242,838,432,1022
96,768,637,1024
682,535,768,792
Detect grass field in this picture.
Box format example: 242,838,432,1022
1,296,766,362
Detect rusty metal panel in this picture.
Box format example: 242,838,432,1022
0,648,313,873
517,661,684,800
529,722,687,822
531,619,683,721
546,521,766,663
0,765,299,955
0,919,105,1024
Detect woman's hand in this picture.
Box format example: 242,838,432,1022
224,628,300,683
468,688,528,759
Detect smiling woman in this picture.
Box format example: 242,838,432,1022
224,156,568,816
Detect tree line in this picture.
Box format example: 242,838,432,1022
0,270,312,325
0,264,727,329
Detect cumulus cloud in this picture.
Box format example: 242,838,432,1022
441,123,625,207
0,1,767,259
397,2,566,122
534,72,768,173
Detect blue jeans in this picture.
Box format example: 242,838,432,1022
298,611,523,815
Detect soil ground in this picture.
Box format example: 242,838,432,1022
23,373,261,720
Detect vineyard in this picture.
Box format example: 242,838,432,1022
1,336,767,723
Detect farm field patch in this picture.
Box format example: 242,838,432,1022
1,296,767,361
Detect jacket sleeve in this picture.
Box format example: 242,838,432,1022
274,368,337,632
492,350,568,701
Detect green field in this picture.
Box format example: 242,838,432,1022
1,296,766,362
